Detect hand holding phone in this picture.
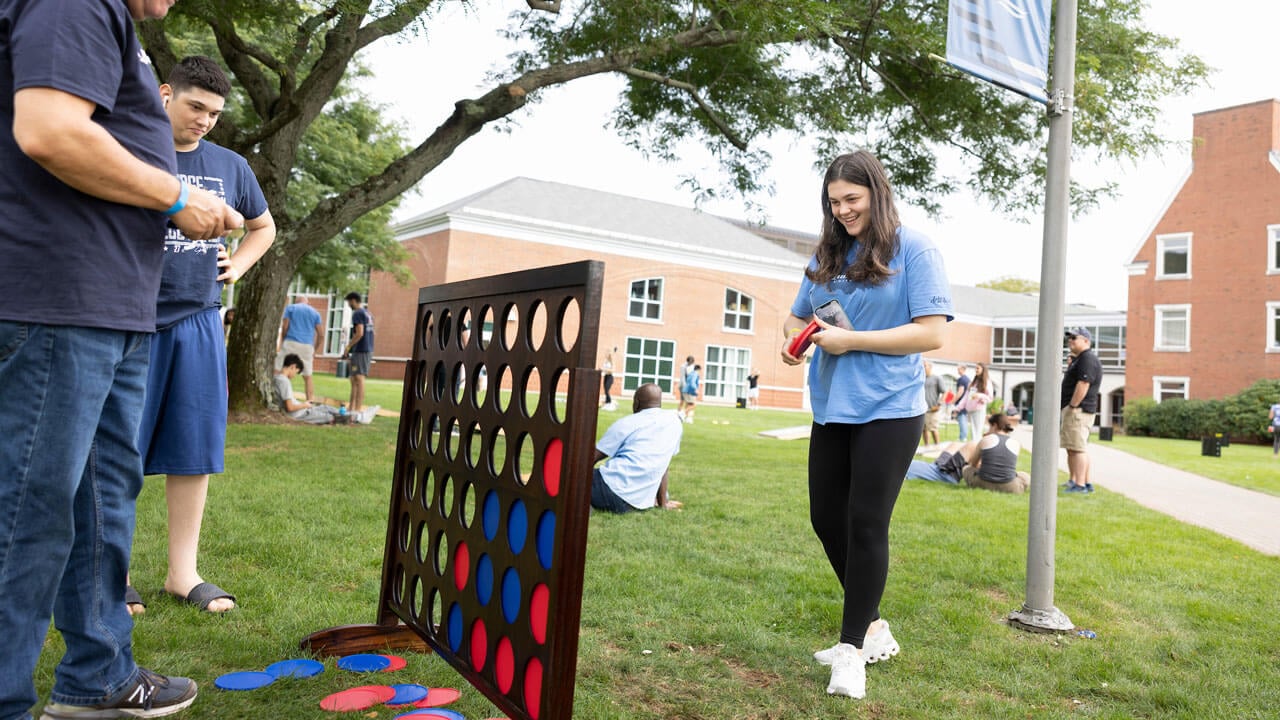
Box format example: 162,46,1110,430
815,299,853,330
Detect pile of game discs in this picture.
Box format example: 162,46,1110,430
212,652,509,719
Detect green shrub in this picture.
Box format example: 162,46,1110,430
1125,379,1280,443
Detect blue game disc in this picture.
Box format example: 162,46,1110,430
394,709,464,720
264,658,325,678
214,671,275,691
386,683,430,705
337,653,393,672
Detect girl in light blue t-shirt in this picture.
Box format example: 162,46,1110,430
781,150,953,700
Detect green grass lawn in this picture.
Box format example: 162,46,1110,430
1103,432,1280,497
32,394,1280,719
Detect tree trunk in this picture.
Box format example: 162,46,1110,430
227,247,298,415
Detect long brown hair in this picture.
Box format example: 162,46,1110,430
972,363,988,393
806,150,901,286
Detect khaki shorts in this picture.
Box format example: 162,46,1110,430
923,408,941,432
963,466,1029,494
1060,408,1095,452
275,339,316,376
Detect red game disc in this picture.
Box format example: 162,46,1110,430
380,654,408,672
786,320,821,357
320,685,396,711
412,687,461,707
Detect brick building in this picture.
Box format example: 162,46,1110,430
1125,99,1280,401
308,176,1123,416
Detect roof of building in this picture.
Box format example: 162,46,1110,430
394,176,1122,320
394,176,806,265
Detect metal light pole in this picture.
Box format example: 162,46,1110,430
1008,0,1077,633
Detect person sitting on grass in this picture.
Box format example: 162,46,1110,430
905,409,1029,493
274,354,377,424
591,383,684,513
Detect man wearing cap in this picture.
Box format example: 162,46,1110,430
1061,327,1102,493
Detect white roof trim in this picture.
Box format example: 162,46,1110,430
400,206,807,282
1125,163,1192,265
1271,150,1280,174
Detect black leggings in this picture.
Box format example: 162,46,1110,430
603,374,614,403
808,416,923,648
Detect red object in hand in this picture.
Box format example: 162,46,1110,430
787,320,822,357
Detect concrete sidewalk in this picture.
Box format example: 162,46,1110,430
1011,425,1280,557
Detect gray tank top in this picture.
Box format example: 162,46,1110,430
978,434,1018,483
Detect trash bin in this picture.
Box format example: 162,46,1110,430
1217,432,1230,447
1098,426,1114,441
336,359,350,378
1200,436,1220,457
736,397,747,409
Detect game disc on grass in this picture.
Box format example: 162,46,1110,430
337,653,392,672
380,653,408,672
265,658,324,678
395,709,464,720
413,687,461,707
214,671,275,691
386,683,430,705
320,685,396,711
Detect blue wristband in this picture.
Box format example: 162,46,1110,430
163,180,189,216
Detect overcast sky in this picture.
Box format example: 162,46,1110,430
362,1,1280,311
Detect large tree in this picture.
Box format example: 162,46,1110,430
141,0,1207,413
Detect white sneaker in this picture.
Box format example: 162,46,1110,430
814,622,899,665
825,643,865,699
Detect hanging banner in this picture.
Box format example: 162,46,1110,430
945,0,1051,103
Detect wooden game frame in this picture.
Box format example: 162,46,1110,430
303,261,602,720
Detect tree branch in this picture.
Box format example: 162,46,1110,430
206,16,282,121
288,24,746,251
526,0,562,12
621,67,747,151
354,0,438,52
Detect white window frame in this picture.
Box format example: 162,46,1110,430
1154,304,1191,352
722,288,754,334
627,277,665,323
1152,376,1190,403
1268,302,1280,352
1155,232,1191,280
1268,225,1280,275
621,335,676,394
702,344,752,401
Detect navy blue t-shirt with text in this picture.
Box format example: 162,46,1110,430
0,0,176,331
351,308,374,353
155,140,267,330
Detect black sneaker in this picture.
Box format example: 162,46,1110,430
40,668,197,719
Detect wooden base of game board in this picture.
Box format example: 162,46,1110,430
300,623,433,657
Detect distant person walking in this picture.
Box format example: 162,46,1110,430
747,368,761,409
679,364,701,423
277,298,324,402
953,364,971,442
601,348,617,410
781,150,952,700
964,362,993,440
1270,399,1280,456
1061,327,1102,493
922,360,943,448
343,292,375,413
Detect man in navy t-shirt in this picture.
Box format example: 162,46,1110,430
0,2,244,718
132,56,276,617
343,291,376,412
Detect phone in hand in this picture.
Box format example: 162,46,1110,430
815,299,853,330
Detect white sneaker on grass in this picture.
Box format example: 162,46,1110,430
814,621,900,666
825,643,866,699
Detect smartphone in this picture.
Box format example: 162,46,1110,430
815,299,853,330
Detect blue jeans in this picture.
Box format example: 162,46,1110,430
956,409,970,442
0,322,150,720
